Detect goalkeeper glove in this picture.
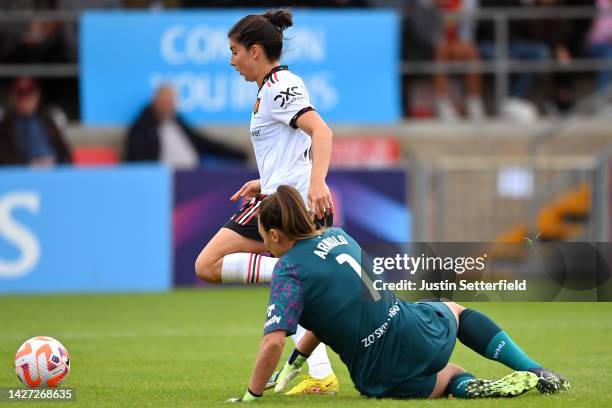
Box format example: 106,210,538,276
274,349,309,393
226,389,261,403
265,369,280,390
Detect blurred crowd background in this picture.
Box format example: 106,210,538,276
1,1,612,122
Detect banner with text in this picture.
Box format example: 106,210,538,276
81,10,399,125
0,165,171,294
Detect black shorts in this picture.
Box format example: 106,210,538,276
223,193,334,242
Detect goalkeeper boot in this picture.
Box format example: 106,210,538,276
528,367,571,394
285,373,339,395
465,371,538,398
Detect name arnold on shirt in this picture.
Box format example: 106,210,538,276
313,234,349,259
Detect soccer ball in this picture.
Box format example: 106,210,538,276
14,336,70,388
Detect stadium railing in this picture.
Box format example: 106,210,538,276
412,81,612,242
402,6,612,113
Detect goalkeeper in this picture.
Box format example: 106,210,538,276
228,185,570,402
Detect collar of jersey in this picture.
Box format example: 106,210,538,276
260,65,288,90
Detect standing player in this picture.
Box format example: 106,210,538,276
227,186,571,402
194,9,338,394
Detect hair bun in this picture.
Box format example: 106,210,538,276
263,9,293,32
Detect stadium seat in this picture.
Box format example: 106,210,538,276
72,146,119,167
497,183,591,244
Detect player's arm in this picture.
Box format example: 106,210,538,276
249,331,287,394
228,260,304,402
271,330,321,393
296,111,334,219
227,331,286,402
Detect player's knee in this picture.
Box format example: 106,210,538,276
447,363,466,375
194,252,221,283
447,301,466,315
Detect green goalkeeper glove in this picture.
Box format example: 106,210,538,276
273,349,309,393
226,389,261,403
264,369,281,390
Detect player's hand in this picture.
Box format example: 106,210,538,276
226,389,261,403
274,351,308,393
231,179,261,202
307,180,333,220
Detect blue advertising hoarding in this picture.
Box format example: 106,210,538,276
80,10,399,125
0,165,171,293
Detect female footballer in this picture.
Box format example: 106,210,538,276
227,186,570,402
194,9,337,394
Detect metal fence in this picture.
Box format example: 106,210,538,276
421,157,597,242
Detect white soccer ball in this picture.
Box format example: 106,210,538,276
14,336,70,388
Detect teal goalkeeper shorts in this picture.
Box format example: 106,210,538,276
382,301,458,399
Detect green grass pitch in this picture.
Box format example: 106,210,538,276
1,288,611,407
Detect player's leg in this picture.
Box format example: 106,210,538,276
444,301,570,394
430,364,535,399
197,194,333,284
195,194,277,284
282,325,338,395
194,227,275,283
428,363,466,398
430,364,539,399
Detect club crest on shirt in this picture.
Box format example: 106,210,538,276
253,98,261,114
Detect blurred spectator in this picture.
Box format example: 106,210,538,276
435,0,485,121
478,0,574,119
587,0,612,92
516,0,575,113
125,85,247,168
0,77,72,166
403,0,485,121
0,1,67,64
57,0,122,62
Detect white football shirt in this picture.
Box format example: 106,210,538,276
249,66,314,202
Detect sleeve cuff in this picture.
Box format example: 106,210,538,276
289,106,315,129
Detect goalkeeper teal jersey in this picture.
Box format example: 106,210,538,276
264,227,457,397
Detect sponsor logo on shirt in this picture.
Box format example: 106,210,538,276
267,304,276,317
274,86,304,109
265,315,282,328
265,304,282,328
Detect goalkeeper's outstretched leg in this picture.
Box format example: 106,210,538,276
429,364,539,399
441,301,571,396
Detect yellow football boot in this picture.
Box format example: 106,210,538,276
285,373,339,395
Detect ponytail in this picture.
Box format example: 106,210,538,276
259,185,320,241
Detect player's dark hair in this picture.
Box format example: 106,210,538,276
228,9,293,61
259,185,321,241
